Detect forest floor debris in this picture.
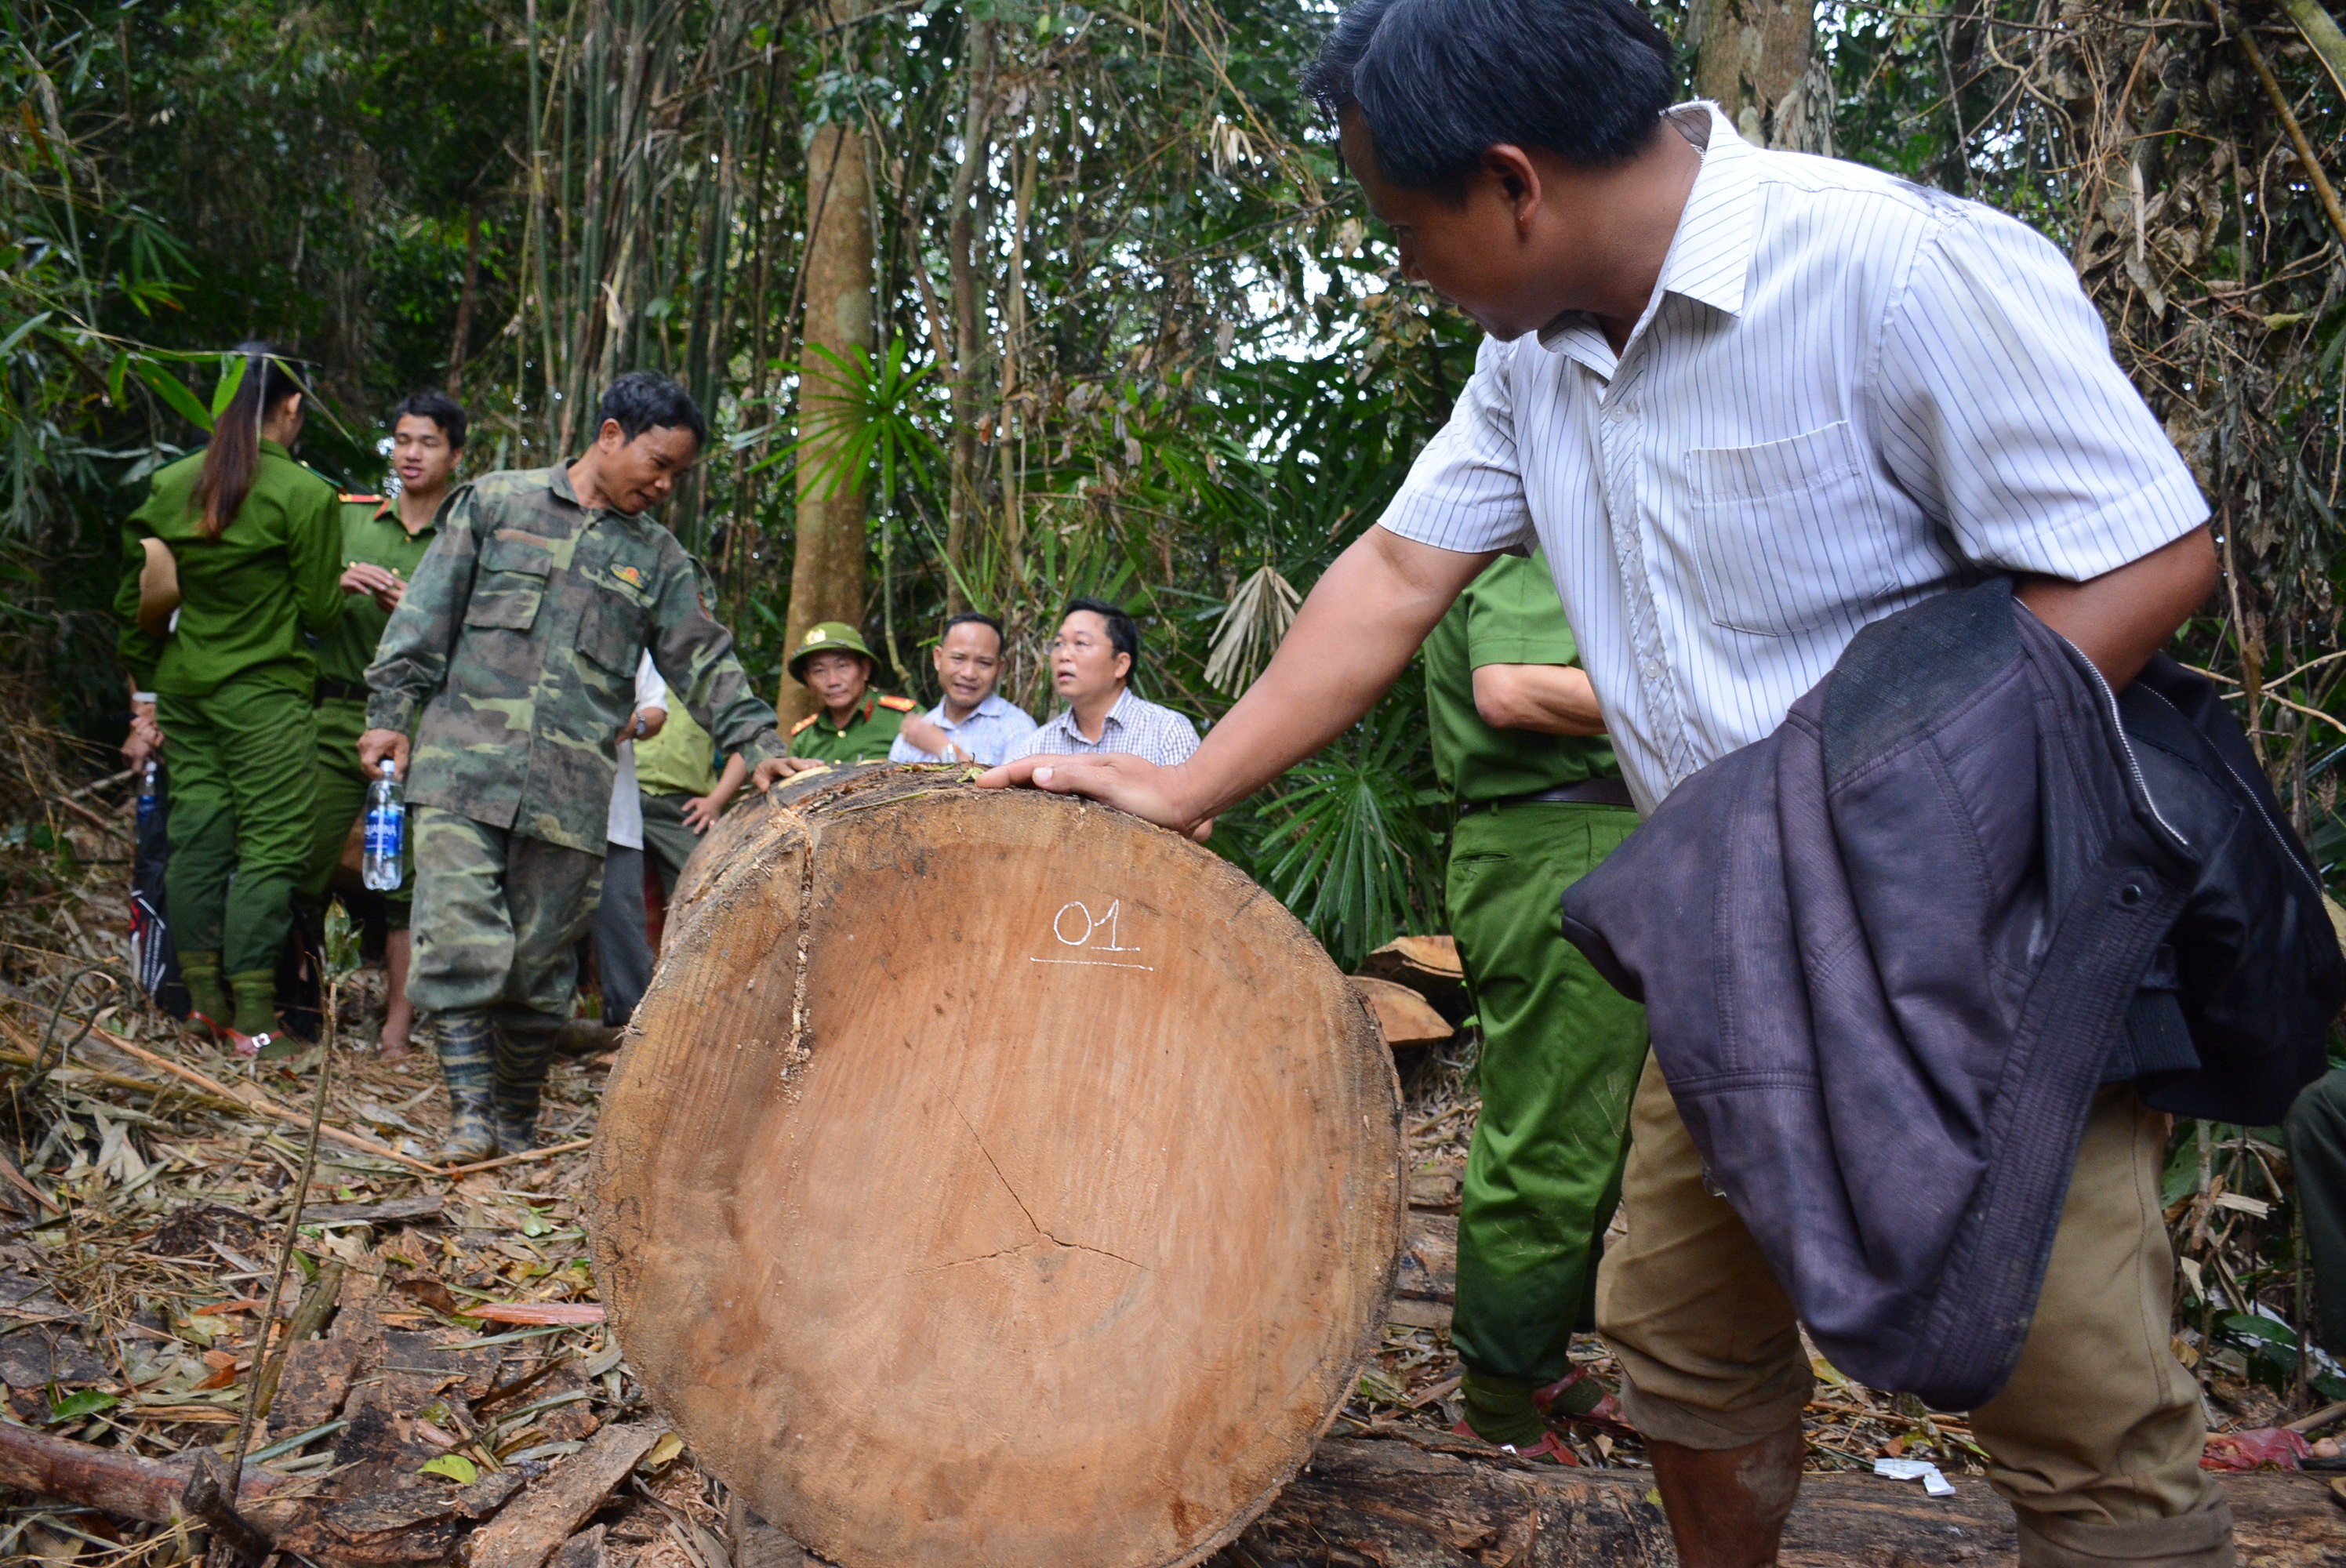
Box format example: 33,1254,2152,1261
0,769,2339,1566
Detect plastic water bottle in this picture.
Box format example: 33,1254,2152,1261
363,759,404,891
136,761,160,836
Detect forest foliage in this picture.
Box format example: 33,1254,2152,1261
8,0,2346,969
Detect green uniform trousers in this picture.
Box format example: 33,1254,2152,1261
301,697,412,926
408,806,603,1020
2286,1066,2346,1359
638,791,703,901
1448,801,1648,1389
155,677,319,980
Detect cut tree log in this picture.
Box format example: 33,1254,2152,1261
1233,1435,2346,1566
1354,934,1467,1021
595,768,1405,1568
1348,975,1455,1050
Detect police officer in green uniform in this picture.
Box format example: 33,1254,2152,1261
114,343,343,1051
361,372,786,1162
1423,549,1647,1462
302,392,465,1054
779,622,916,768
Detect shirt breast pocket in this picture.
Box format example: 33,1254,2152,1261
1684,421,1890,639
577,586,645,676
465,535,552,633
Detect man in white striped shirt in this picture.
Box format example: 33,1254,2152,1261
991,0,2227,1560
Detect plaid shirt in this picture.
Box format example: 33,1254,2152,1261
1016,687,1200,765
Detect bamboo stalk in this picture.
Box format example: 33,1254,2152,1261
2277,0,2346,107
2208,0,2346,254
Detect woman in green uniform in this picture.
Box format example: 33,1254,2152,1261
115,343,343,1051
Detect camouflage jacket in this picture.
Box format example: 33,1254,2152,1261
365,465,783,854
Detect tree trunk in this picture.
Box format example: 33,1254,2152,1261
778,15,877,723
1231,1436,2346,1566
944,20,996,615
592,768,1405,1568
1689,0,1833,155
446,208,481,394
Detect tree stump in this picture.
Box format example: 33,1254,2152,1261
592,766,1405,1568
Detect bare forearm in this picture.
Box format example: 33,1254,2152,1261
2015,526,2217,690
1473,663,1605,735
1167,529,1493,820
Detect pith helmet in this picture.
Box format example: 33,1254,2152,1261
788,620,877,678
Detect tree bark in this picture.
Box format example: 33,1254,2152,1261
446,208,481,394
1688,0,1832,155
592,769,1405,1568
943,20,996,615
1229,1435,2346,1566
778,1,878,721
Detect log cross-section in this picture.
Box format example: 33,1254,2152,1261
593,769,1406,1568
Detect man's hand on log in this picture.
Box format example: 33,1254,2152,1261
752,755,828,793
979,753,1213,841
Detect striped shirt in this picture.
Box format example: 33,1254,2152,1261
1016,687,1202,765
887,690,1040,765
1378,102,2207,814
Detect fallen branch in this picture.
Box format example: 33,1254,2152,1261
440,1138,594,1178
0,1418,286,1524
86,1026,441,1176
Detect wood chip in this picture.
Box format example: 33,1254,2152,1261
466,1421,666,1568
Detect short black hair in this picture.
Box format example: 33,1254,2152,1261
1062,597,1139,672
597,371,708,448
392,390,467,449
1302,0,1676,196
942,611,1005,647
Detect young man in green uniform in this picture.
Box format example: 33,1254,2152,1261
1422,550,1647,1461
302,391,464,1054
361,373,786,1161
777,622,916,768
115,350,343,1047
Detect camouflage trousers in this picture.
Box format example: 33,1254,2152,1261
408,807,603,1020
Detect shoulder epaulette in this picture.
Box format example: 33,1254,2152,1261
877,694,917,713
338,492,383,505
790,713,819,736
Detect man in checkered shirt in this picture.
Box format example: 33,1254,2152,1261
1013,598,1200,766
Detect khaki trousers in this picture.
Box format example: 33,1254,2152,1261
1597,1057,2230,1563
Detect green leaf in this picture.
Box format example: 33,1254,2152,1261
47,1388,118,1421
419,1454,479,1485
134,359,213,432
107,350,129,405
209,351,249,419
0,310,54,361
2222,1312,2300,1349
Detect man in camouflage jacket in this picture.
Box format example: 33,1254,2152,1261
362,373,784,1162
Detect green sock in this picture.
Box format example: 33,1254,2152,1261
179,951,228,1024
1459,1367,1546,1447
227,971,276,1037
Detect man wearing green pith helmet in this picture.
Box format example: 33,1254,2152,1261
778,621,917,770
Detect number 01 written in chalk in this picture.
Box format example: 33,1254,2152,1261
1030,898,1154,971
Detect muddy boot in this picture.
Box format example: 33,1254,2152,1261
492,1011,565,1154
431,1010,499,1164
178,950,229,1037
553,1018,623,1058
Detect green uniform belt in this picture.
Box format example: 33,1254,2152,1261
1458,779,1634,814
314,678,369,706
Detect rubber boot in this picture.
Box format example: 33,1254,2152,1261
492,1011,565,1154
432,1010,499,1164
225,970,281,1055
179,950,229,1036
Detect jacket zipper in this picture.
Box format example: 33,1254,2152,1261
2064,634,2191,851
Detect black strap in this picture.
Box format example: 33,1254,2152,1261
313,679,369,706
1457,778,1635,815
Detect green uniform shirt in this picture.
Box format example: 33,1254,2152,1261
1422,550,1619,804
365,463,786,855
114,438,343,696
314,495,439,689
786,693,915,764
635,699,719,797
